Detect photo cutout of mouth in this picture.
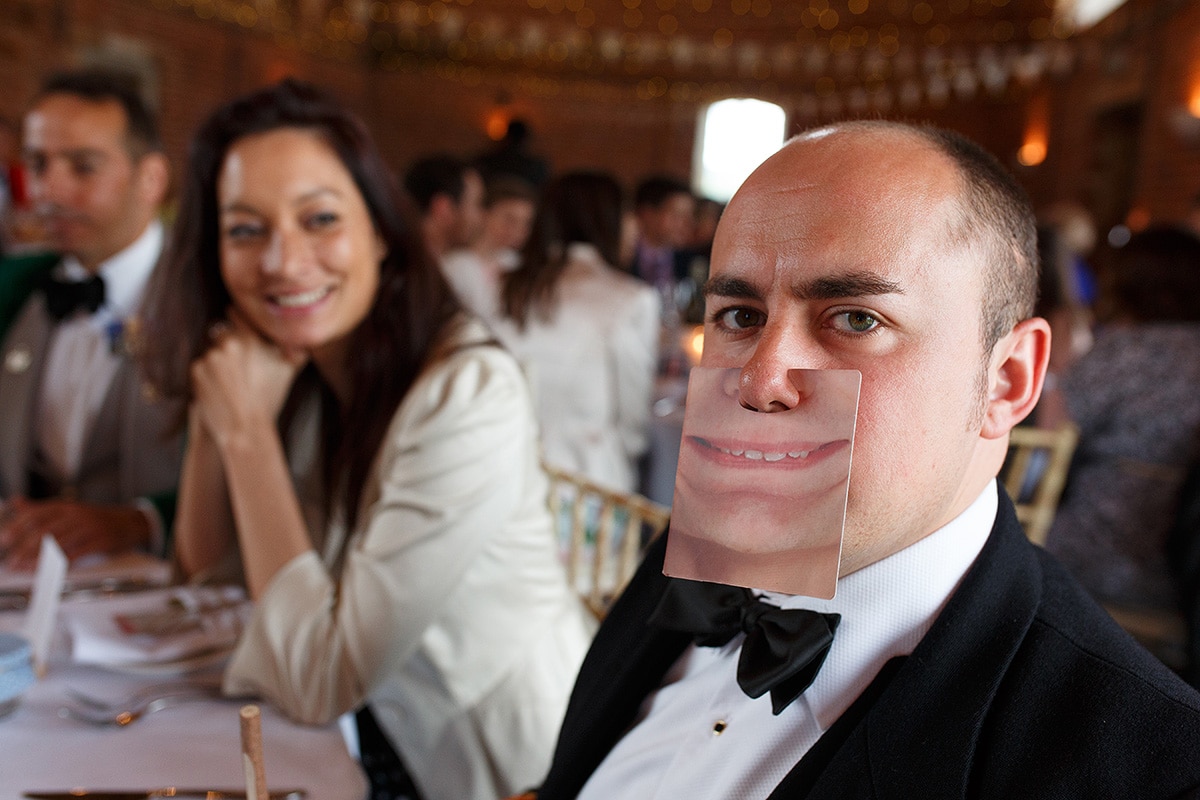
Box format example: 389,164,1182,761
664,367,861,598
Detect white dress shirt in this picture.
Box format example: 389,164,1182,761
36,220,163,483
578,481,999,800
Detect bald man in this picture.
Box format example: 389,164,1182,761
533,122,1200,799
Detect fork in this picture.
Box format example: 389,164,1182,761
65,677,223,712
59,686,224,726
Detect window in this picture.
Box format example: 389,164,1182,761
693,98,787,202
1057,0,1127,29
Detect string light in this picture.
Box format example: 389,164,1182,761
142,0,1084,112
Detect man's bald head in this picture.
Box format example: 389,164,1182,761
815,121,1039,355
702,121,1052,571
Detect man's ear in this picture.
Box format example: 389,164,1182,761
135,151,170,208
980,316,1052,440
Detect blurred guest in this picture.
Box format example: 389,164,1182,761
442,176,537,318
141,80,594,800
677,197,725,325
628,175,695,301
689,197,724,255
1047,226,1200,614
403,154,484,259
492,171,659,493
1041,201,1099,307
0,68,181,567
1028,224,1093,430
475,118,550,190
0,115,21,255
1168,429,1200,688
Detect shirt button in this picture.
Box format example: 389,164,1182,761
712,720,728,735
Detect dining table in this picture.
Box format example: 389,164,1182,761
0,554,367,800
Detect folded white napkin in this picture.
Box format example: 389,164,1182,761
64,586,251,666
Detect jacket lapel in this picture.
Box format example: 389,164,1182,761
771,490,1043,799
539,535,693,800
0,297,53,498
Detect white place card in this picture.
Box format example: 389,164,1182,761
21,536,67,676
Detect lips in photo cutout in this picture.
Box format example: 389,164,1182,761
664,367,861,598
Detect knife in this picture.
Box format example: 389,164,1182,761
23,789,305,799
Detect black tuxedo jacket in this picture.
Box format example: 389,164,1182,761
538,489,1200,799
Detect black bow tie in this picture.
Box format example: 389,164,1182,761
649,579,840,715
42,273,106,321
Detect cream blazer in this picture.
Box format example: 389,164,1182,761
222,319,596,800
487,244,660,493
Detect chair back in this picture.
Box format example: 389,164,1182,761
543,462,670,619
1001,423,1079,546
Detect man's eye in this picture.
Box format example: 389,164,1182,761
22,154,46,176
716,307,766,330
832,310,880,333
70,157,100,177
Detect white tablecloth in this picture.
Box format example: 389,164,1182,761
0,663,366,799
0,559,366,800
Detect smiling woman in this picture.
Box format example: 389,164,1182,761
216,128,383,371
138,80,595,800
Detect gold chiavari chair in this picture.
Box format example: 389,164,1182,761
1004,424,1188,667
1001,423,1079,546
543,462,670,619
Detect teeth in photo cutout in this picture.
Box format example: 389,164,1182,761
664,367,862,598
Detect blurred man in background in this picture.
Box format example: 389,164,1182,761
0,68,182,567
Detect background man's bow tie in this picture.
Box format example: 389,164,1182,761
42,273,106,321
650,578,840,715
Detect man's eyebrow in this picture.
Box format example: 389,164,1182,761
701,271,902,302
793,271,903,300
702,276,763,301
22,146,108,161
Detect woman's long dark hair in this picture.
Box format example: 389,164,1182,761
141,79,460,531
501,171,624,328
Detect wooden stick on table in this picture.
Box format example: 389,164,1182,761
240,704,269,800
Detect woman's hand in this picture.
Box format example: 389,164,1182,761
190,310,309,451
177,310,312,593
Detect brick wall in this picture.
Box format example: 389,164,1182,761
1035,0,1200,229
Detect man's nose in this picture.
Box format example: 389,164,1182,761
737,325,814,413
31,159,71,206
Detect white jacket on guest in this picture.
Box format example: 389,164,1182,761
222,319,595,800
485,243,660,493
